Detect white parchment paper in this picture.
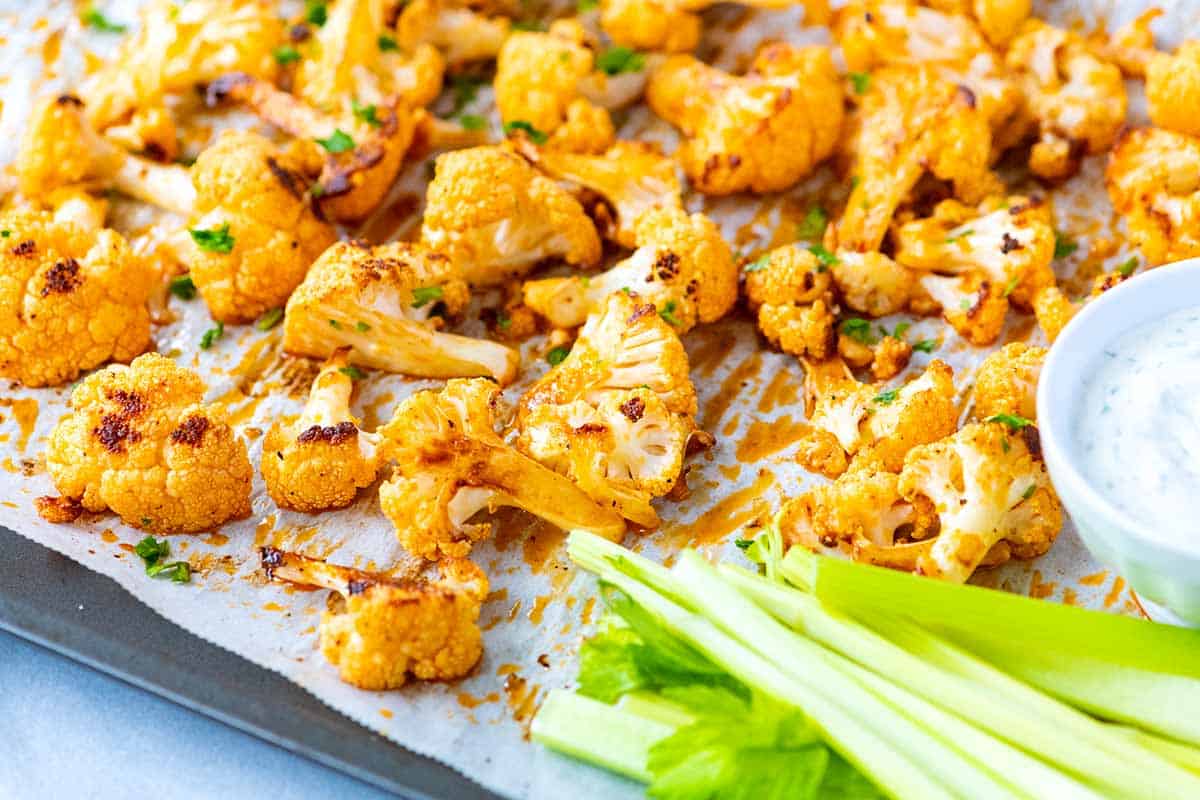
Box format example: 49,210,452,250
0,1,1196,797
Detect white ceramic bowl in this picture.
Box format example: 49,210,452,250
1038,259,1200,625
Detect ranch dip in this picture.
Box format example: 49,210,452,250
1074,306,1200,544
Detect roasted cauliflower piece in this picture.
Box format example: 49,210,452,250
646,43,843,195
897,420,1063,582
598,0,824,55
261,351,382,513
797,357,957,477
926,0,1031,47
917,272,1008,346
972,342,1045,423
1106,127,1200,267
522,208,735,332
522,141,683,248
833,65,1000,252
516,292,700,528
0,210,154,387
80,0,282,132
41,353,252,533
829,251,915,318
1006,20,1126,181
283,241,518,384
834,1,993,71
261,549,487,689
1091,9,1162,78
379,379,626,560
1031,285,1076,344
893,196,1055,310
744,245,837,361
184,130,337,323
396,0,512,66
420,145,602,285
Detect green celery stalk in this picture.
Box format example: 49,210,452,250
1108,726,1200,775
569,532,955,800
531,689,673,782
781,547,1200,678
617,692,698,728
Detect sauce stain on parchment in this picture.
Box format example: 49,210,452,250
0,398,39,451
735,416,813,463
664,469,776,547
757,367,803,414
702,353,762,431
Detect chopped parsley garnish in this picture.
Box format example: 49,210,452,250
839,317,877,345
189,223,234,254
496,312,512,331
796,206,828,241
658,300,680,326
135,536,191,583
339,365,367,380
912,339,937,353
807,243,837,269
849,175,861,191
458,114,487,131
734,538,753,550
135,535,169,563
304,0,328,27
1021,483,1037,500
1003,275,1020,297
503,120,549,145
378,34,399,51
986,412,1033,432
83,8,127,33
881,321,911,340
744,255,771,273
959,297,973,310
314,129,355,153
849,72,871,95
944,228,974,244
411,285,444,308
578,0,599,9
449,74,484,113
255,308,284,331
328,318,342,330
351,100,380,127
199,321,225,350
595,46,645,75
0,230,9,238
168,274,197,301
1053,232,1078,259
1118,256,1138,277
273,46,301,65
355,321,371,332
872,388,899,405
546,346,571,366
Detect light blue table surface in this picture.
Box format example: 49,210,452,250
0,631,397,799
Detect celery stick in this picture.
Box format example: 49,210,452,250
617,692,698,728
569,532,955,800
781,548,1200,678
531,689,673,782
670,552,1023,800
1109,726,1200,775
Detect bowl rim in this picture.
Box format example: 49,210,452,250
1036,257,1200,562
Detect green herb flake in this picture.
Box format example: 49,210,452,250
734,538,753,551
849,175,861,191
1021,483,1037,501
411,285,444,308
808,243,838,269
168,274,197,301
351,99,380,128
912,339,937,353
304,0,328,27
0,230,10,238
839,317,876,345
328,318,342,330
944,228,974,244
849,72,871,94
872,388,899,405
458,114,487,131
1053,232,1078,260
339,365,367,381
135,535,169,565
449,74,483,113
595,46,646,76
189,223,234,254
546,346,571,366
986,412,1033,432
496,312,512,331
959,298,973,311
578,0,599,10
199,321,225,350
378,34,399,51
147,560,191,583
83,8,127,33
314,129,355,154
255,308,284,331
796,206,828,241
744,255,771,273
503,120,549,145
355,321,371,332
273,46,301,66
658,300,680,327
1003,275,1020,297
1118,256,1139,277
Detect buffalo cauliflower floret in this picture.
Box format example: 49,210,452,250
522,140,683,248
103,104,180,164
834,1,992,71
972,342,1045,423
41,353,252,533
917,272,1007,346
183,130,337,323
797,357,957,477
522,208,735,332
379,379,626,560
926,0,1031,47
1006,20,1126,181
0,210,154,387
893,196,1055,310
261,351,382,513
261,549,487,689
516,292,700,527
420,145,602,285
1089,9,1162,78
830,251,915,318
833,65,1001,252
646,43,843,195
897,420,1063,582
396,0,512,66
598,0,825,55
1106,127,1200,267
283,241,518,384
743,245,837,361
80,0,282,131
1031,285,1075,343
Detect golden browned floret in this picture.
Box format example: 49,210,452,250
80,0,282,132
379,379,626,560
830,251,915,318
797,356,957,477
1089,9,1162,78
184,130,337,323
420,145,602,285
835,1,992,72
1006,20,1126,181
893,195,1055,310
973,342,1045,422
396,0,512,66
646,43,843,195
261,351,382,513
100,105,179,164
1031,285,1075,343
832,65,1001,253
897,420,1063,582
523,208,735,332
0,210,154,387
262,549,487,689
522,141,683,248
42,353,252,533
516,292,700,528
597,0,826,55
1106,127,1200,267
871,335,913,381
917,272,1008,346
926,0,1031,47
283,240,518,384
